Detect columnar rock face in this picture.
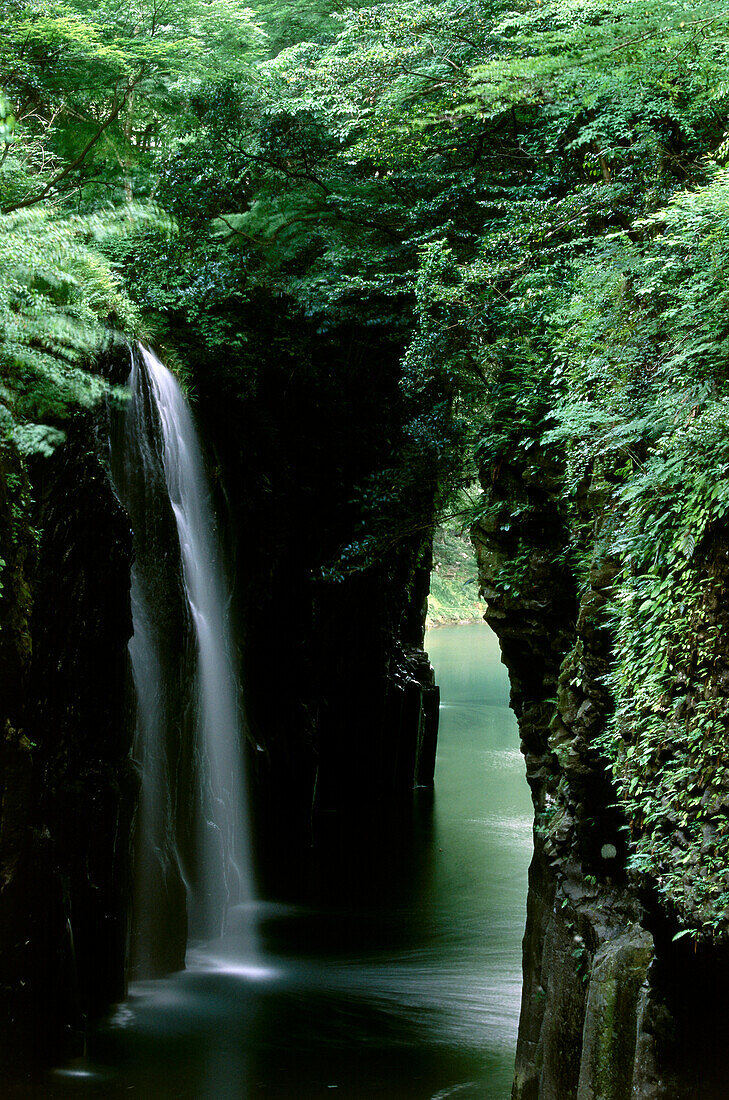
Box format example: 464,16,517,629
474,450,729,1099
191,321,441,889
28,419,137,1023
0,406,136,1062
0,439,37,1045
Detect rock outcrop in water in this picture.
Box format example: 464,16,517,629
474,444,729,1099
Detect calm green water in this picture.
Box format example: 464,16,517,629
29,623,533,1099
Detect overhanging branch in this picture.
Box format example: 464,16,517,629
2,69,146,214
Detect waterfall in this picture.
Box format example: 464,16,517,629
112,344,254,978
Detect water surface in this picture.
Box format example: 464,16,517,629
31,622,533,1099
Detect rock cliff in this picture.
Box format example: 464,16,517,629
0,398,135,1063
188,314,440,891
0,328,439,1058
475,446,729,1099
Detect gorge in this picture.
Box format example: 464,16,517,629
47,622,531,1099
4,1,729,1097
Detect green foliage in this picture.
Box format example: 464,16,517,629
450,0,729,936
540,168,729,936
7,0,729,939
0,204,162,451
146,0,502,324
0,91,15,147
0,0,254,453
1,0,266,211
428,497,485,624
251,0,354,55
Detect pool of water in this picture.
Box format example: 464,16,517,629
15,623,532,1099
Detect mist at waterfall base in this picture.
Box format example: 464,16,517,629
38,622,532,1099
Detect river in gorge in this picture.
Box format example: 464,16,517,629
32,622,532,1100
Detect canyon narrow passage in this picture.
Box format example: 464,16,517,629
45,622,532,1099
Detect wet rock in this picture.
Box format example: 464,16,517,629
473,444,729,1098
0,404,136,1062
577,930,653,1100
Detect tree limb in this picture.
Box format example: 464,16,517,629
2,70,145,214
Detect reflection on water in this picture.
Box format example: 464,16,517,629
19,623,532,1099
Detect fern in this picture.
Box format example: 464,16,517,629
0,203,165,453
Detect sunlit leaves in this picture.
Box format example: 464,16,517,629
0,204,169,450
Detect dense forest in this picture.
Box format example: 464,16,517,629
4,1,729,1097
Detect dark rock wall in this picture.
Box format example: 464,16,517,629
0,438,37,1047
0,326,440,1055
0,410,136,1063
190,316,440,892
29,420,137,1022
474,451,729,1099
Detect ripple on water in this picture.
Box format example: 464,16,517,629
463,814,533,844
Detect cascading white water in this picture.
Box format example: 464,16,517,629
113,344,255,976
